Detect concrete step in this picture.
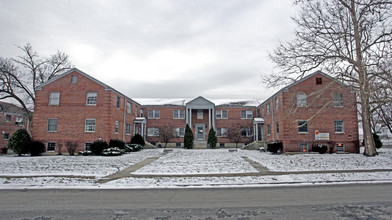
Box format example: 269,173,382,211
193,141,207,149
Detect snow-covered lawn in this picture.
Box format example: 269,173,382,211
0,149,163,177
239,147,392,172
133,149,258,175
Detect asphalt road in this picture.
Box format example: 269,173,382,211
1,183,392,219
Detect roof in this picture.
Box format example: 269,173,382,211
0,101,26,115
134,97,260,107
258,70,348,107
35,68,143,106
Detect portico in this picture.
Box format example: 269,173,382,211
186,97,215,142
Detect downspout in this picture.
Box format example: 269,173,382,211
122,98,126,141
272,101,275,142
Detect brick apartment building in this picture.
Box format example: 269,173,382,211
32,68,359,153
0,102,29,152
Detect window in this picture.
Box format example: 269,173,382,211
85,143,92,151
174,127,185,137
334,120,344,133
135,106,138,116
261,107,264,117
276,122,279,134
86,92,97,105
217,128,228,137
336,143,345,153
147,128,159,137
116,96,121,108
216,110,228,119
16,117,24,126
220,143,225,148
4,133,9,140
148,110,160,119
333,93,343,107
241,110,253,119
298,120,308,133
72,75,78,83
256,109,261,118
49,92,60,105
173,110,185,119
126,124,131,135
47,118,58,132
115,121,119,133
140,109,144,117
267,124,271,135
241,128,253,137
6,115,11,122
297,93,307,107
197,110,203,119
267,103,270,114
300,143,308,152
275,97,279,110
316,77,322,85
85,119,96,132
176,143,182,147
47,142,56,152
127,102,132,114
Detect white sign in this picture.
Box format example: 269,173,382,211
315,132,330,140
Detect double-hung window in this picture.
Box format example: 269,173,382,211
241,128,253,137
116,96,121,108
333,94,343,107
115,121,119,133
49,92,60,105
241,110,253,119
148,110,160,119
275,97,279,110
216,110,228,119
334,120,344,133
127,102,132,114
267,103,270,114
86,92,97,105
47,118,58,132
147,127,159,136
174,127,185,137
173,110,185,119
126,124,131,135
216,128,228,137
267,124,271,135
47,142,56,152
297,93,307,107
85,119,96,132
298,120,308,133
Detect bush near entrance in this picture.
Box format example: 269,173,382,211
131,134,145,146
109,139,125,149
90,140,109,155
184,124,193,149
267,141,283,154
8,129,31,156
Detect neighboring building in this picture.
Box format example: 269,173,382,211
0,102,29,152
32,68,360,153
32,68,144,153
258,71,360,153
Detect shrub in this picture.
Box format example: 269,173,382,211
184,124,194,149
109,139,125,149
101,147,123,156
30,140,45,156
131,134,145,146
267,141,283,154
8,129,31,156
65,141,79,156
90,140,108,155
373,133,383,149
207,128,217,149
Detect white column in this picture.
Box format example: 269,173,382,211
141,123,144,138
212,107,215,129
189,108,192,127
186,107,189,124
256,124,259,141
208,108,211,130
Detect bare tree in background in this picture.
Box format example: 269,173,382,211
264,0,392,156
227,124,245,148
0,43,72,124
158,125,176,148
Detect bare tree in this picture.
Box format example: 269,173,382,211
158,125,176,148
264,0,392,156
227,124,245,148
0,43,72,124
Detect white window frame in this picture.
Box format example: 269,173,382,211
197,110,203,119
174,127,185,137
127,102,132,114
49,92,60,106
267,103,270,114
216,128,228,137
267,124,271,136
275,97,279,110
72,75,78,84
241,110,253,119
334,120,345,133
85,143,92,151
216,110,228,119
86,92,97,106
47,118,58,132
4,133,10,140
47,142,56,152
241,127,253,137
333,93,343,107
16,117,24,126
276,122,279,134
115,121,119,133
126,124,131,135
147,127,159,137
173,110,185,119
297,93,307,107
85,119,96,133
148,110,160,119
5,115,11,122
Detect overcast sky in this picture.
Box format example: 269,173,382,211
0,0,298,101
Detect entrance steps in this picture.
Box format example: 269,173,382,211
193,141,207,149
243,141,266,150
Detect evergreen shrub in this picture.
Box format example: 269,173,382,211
131,134,145,146
267,141,283,154
109,139,126,149
30,140,45,156
90,140,108,155
8,129,31,156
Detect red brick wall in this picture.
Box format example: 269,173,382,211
32,70,142,153
259,73,359,153
0,113,29,150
